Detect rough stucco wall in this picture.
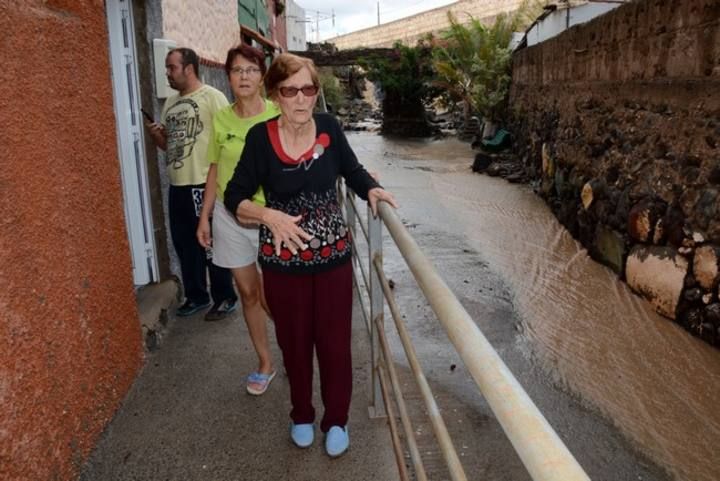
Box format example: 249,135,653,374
162,0,240,61
328,0,523,49
0,2,143,480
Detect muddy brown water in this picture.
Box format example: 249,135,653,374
355,133,720,481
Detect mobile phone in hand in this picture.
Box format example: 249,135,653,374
140,108,154,123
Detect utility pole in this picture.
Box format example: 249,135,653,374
306,9,334,42
377,1,380,25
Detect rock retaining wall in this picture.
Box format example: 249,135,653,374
509,0,720,345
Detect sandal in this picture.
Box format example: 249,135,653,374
246,370,276,395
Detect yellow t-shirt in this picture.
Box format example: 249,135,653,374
207,99,280,203
161,84,229,186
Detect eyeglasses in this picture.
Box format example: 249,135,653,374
278,85,319,98
230,66,262,76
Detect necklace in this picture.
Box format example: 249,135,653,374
278,118,316,159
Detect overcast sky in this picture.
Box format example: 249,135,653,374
294,0,458,41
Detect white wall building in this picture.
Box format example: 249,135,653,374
526,1,625,47
286,0,307,51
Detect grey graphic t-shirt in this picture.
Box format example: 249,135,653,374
161,85,228,186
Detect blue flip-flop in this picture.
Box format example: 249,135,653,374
246,370,276,395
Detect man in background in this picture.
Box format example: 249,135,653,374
146,47,238,321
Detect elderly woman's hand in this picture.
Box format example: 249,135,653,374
263,208,313,256
368,188,399,217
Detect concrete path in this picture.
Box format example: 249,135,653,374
80,300,396,481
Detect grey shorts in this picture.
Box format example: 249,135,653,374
212,199,259,269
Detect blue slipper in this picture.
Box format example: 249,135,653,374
246,370,276,395
325,425,349,458
290,422,314,448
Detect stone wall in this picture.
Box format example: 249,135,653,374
162,0,239,61
509,0,720,344
328,0,523,49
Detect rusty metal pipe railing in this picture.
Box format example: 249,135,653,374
376,201,591,481
347,189,465,479
346,192,369,243
377,363,412,481
373,256,467,481
349,224,372,302
352,269,371,335
352,256,422,480
375,319,429,481
347,190,418,479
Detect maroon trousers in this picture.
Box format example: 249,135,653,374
263,261,353,433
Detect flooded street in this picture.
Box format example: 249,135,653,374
351,132,720,481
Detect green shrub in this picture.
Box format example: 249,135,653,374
359,41,435,117
318,70,345,112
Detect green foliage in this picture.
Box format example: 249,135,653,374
318,70,345,111
432,0,543,122
358,41,435,118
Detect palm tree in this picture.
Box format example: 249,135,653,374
432,1,543,138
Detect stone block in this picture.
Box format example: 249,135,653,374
694,245,720,290
581,179,605,210
541,142,554,178
627,198,666,243
594,225,626,274
626,245,688,319
628,202,651,242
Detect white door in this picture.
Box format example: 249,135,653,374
106,0,158,286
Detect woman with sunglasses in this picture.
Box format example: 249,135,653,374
224,53,397,457
196,44,280,395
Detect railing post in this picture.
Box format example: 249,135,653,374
368,202,386,418
344,184,354,235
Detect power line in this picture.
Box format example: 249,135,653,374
304,8,335,41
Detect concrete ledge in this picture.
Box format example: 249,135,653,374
135,278,180,351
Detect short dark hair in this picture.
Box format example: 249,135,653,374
264,53,319,100
225,44,267,77
169,47,200,77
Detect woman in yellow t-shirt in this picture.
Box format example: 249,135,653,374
197,44,280,395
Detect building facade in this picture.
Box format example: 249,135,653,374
286,0,307,51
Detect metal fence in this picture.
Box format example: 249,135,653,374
340,185,592,481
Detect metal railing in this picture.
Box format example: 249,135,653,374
340,185,591,481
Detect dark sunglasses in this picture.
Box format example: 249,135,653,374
278,85,319,98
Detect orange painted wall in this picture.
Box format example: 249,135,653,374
0,1,143,480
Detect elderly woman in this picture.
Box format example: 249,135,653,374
197,44,280,395
224,53,397,457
